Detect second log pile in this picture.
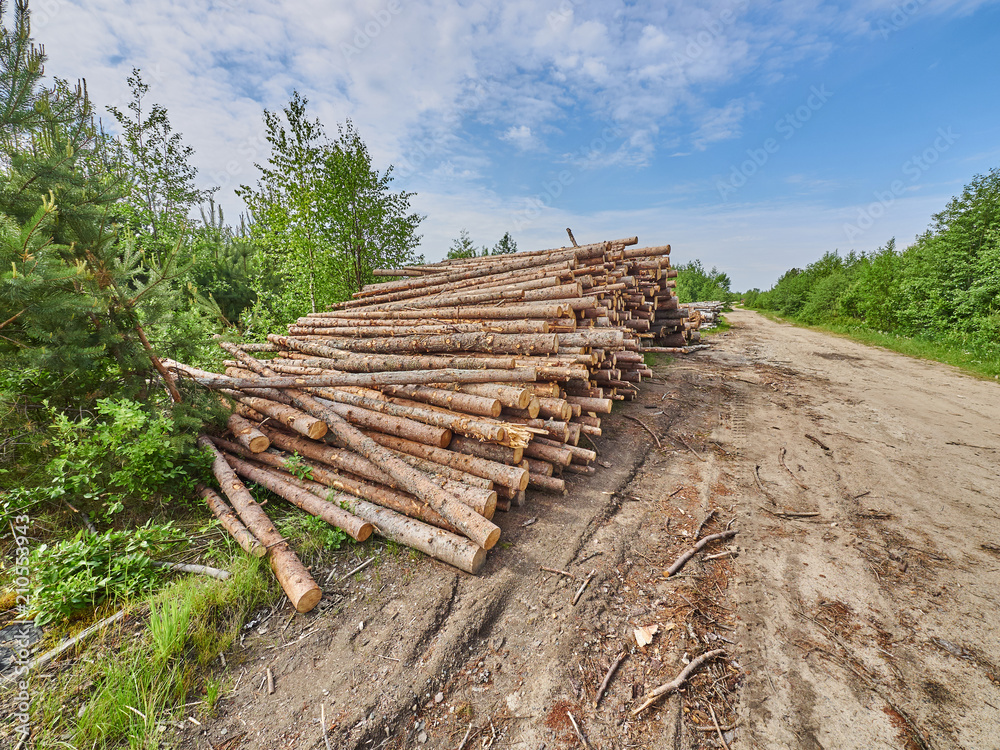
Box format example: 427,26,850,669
169,237,703,611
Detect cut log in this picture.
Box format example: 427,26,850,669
246,428,494,519
450,435,524,465
218,345,502,550
241,467,486,574
230,394,327,440
220,453,374,542
198,436,322,613
381,385,501,418
227,413,269,453
198,483,265,557
363,431,528,491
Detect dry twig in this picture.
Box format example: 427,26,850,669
665,531,738,576
631,649,727,715
805,433,831,451
573,569,597,605
694,510,716,539
709,705,731,750
567,712,593,749
594,652,627,708
669,433,705,461
541,566,575,578
624,415,661,448
779,447,809,490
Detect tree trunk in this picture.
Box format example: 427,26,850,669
362,431,528,491
227,413,270,453
198,436,322,613
222,452,375,541
198,483,265,557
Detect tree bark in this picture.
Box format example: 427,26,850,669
198,483,265,557
198,436,322,613
221,452,375,541
227,412,270,453
217,345,502,550
230,395,328,440
363,431,528,491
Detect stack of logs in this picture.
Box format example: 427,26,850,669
169,237,704,612
681,301,724,331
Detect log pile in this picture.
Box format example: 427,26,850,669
681,301,724,331
169,236,705,611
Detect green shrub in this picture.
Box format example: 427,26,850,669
41,397,202,521
28,523,175,626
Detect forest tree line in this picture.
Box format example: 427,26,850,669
0,1,427,553
743,168,1000,377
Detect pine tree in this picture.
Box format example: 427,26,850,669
492,231,517,255
0,2,201,405
447,228,478,259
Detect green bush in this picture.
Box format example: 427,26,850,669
28,523,175,626
41,397,203,520
745,168,1000,378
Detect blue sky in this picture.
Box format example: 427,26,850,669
34,0,1000,290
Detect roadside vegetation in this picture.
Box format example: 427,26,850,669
743,168,1000,379
0,1,438,746
674,259,737,307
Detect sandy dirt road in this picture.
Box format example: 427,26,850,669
718,310,1000,750
177,310,999,750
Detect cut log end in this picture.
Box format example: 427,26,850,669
308,422,329,440
483,527,502,551
292,585,324,613
469,546,488,575
247,435,270,453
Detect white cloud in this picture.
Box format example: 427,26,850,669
24,0,998,285
500,124,542,152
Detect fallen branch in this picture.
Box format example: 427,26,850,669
703,550,737,561
541,566,575,578
631,649,726,715
572,569,597,605
12,608,130,677
709,705,732,750
779,447,808,490
152,561,231,580
665,530,738,576
694,510,716,540
327,556,376,586
946,441,996,451
669,433,705,461
760,506,820,519
805,433,830,451
594,652,627,708
753,464,776,505
624,415,661,448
